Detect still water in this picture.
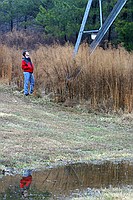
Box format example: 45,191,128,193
0,160,133,199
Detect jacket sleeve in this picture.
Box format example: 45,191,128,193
22,60,28,71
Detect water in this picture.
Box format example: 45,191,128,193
0,160,133,199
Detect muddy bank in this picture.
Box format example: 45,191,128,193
0,160,133,199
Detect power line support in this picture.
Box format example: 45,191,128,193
73,0,93,57
74,0,128,56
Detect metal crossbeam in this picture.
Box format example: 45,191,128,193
74,0,128,56
90,0,128,54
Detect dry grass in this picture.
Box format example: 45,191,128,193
0,30,45,49
0,44,132,112
71,187,133,200
0,85,133,169
0,85,133,199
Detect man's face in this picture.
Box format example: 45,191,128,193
25,52,30,58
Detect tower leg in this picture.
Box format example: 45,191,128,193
73,0,93,57
90,0,127,54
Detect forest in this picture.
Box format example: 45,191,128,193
0,0,132,51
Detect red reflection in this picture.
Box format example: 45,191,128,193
20,175,32,190
20,171,32,198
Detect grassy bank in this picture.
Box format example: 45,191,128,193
71,187,133,200
0,44,133,112
0,85,133,169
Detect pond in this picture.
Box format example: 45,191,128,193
0,160,133,199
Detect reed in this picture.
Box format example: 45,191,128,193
0,44,132,112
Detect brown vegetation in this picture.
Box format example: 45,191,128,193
0,44,133,113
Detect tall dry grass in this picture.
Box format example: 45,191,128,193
0,45,23,87
0,44,132,113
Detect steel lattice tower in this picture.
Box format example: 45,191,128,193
74,0,128,56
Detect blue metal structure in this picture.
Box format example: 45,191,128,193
74,0,128,56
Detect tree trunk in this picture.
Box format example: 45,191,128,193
10,19,13,32
24,16,27,30
108,26,111,42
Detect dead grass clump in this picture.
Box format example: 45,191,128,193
0,45,12,84
0,44,132,113
0,30,45,49
0,45,23,87
31,43,74,97
33,44,133,112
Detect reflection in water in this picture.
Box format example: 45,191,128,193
32,161,133,195
0,161,133,199
20,169,32,199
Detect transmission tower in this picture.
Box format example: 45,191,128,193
74,0,128,56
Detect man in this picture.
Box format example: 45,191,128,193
22,50,35,96
20,169,32,199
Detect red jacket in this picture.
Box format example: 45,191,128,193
20,175,32,189
22,58,34,73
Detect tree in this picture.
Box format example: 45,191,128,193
0,0,18,31
0,0,42,31
36,0,86,42
0,0,132,51
115,0,133,51
115,21,133,51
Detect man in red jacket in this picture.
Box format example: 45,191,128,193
22,50,35,96
20,169,32,198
